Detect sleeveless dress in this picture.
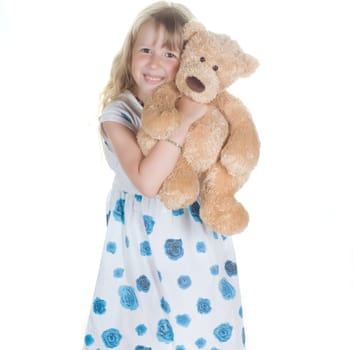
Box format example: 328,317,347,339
82,90,246,350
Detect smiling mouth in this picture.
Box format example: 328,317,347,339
144,74,164,83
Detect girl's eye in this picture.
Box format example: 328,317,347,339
165,52,178,59
141,48,151,54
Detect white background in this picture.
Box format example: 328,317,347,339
1,0,352,349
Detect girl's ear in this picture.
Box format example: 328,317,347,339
183,20,206,41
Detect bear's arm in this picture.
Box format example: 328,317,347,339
141,81,182,139
214,91,260,176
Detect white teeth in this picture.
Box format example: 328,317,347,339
145,75,163,82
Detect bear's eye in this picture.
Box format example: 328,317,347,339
200,57,206,62
213,65,219,71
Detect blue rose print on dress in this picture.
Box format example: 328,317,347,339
213,323,233,342
113,267,124,278
213,232,219,239
134,346,151,350
196,241,206,253
101,328,122,348
118,285,139,310
113,198,125,224
136,275,151,293
176,314,191,327
125,236,130,248
140,241,152,256
177,275,192,289
84,334,94,346
160,297,171,313
197,298,211,314
156,319,174,343
135,324,147,336
135,194,142,202
143,215,155,235
195,337,206,348
189,202,202,222
164,239,184,260
172,208,184,216
210,265,219,275
211,347,220,350
239,306,243,318
106,241,117,254
93,297,106,315
224,260,238,276
157,270,162,282
219,278,236,300
176,346,186,350
242,327,246,345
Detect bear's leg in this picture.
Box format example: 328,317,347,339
200,162,249,235
159,157,199,209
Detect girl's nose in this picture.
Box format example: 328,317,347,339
148,53,160,68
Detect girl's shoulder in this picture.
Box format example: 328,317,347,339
100,90,142,132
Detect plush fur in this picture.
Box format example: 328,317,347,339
137,21,260,235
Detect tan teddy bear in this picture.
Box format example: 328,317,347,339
137,21,260,235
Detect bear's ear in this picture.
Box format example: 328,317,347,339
183,20,206,41
238,53,259,77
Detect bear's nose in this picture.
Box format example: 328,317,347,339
186,76,205,93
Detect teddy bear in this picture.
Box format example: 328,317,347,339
136,21,260,235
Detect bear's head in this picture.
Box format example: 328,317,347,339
175,21,259,104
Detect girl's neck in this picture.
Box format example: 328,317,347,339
131,87,145,107
134,94,144,107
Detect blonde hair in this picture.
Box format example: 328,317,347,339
100,1,194,110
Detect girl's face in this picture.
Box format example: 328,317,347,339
131,20,181,102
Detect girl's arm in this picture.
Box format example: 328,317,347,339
102,96,207,197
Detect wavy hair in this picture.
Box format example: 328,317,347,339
100,1,194,110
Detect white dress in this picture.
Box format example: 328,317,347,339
83,90,246,350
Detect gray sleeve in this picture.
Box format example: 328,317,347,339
100,101,136,132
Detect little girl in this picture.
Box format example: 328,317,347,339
83,2,246,349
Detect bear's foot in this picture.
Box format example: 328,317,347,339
160,185,198,209
200,197,249,235
159,158,199,210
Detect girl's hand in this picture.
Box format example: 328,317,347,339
176,96,208,127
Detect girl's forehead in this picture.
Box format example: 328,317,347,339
134,19,180,51
135,20,166,44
